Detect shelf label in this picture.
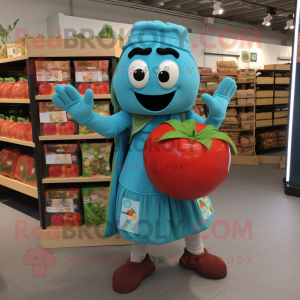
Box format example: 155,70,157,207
40,111,67,123
45,154,72,165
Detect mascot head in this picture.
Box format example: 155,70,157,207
113,21,199,115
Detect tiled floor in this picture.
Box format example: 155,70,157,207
1,163,300,300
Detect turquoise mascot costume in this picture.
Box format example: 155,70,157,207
52,21,237,294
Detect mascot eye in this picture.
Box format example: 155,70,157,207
157,60,179,89
128,59,149,89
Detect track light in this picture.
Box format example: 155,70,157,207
262,14,272,26
285,14,294,30
212,2,223,15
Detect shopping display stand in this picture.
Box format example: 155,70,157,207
0,38,131,248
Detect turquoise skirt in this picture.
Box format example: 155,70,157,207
115,182,214,245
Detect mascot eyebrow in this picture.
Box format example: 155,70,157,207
128,47,152,58
156,48,179,58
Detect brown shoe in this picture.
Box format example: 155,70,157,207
179,248,227,279
113,253,156,294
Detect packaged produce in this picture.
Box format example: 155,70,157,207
80,143,112,177
15,118,32,141
44,144,80,178
79,101,110,134
0,77,16,98
35,61,71,95
74,60,110,95
39,102,78,136
81,187,109,226
1,116,15,137
0,114,5,133
10,77,29,99
0,148,22,179
14,155,37,186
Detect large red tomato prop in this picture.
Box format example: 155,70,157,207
143,120,236,200
56,122,75,135
78,83,91,95
39,83,52,95
91,82,109,94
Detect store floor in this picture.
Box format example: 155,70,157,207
1,163,300,300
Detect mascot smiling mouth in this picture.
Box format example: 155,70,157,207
134,91,176,112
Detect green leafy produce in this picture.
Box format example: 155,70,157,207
73,33,85,39
81,187,109,226
98,24,115,39
0,19,19,44
117,34,124,41
91,35,98,39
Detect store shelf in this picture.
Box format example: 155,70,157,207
40,226,131,248
0,99,30,104
200,79,219,83
0,136,35,147
236,96,256,99
0,175,38,198
235,81,256,84
231,155,259,166
0,55,28,64
39,134,106,141
220,128,254,132
228,105,254,107
36,94,111,100
43,175,111,184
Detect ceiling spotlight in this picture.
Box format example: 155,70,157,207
285,14,295,29
213,2,223,15
262,14,272,26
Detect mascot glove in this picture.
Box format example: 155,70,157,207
201,78,237,119
52,84,95,124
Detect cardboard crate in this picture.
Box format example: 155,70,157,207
274,118,288,125
256,112,272,120
275,90,289,97
274,111,288,118
256,90,274,98
275,77,290,84
257,77,274,84
256,119,273,127
264,64,290,70
256,98,273,105
274,98,289,104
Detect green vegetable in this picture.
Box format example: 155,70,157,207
0,19,19,44
117,34,124,41
91,35,98,39
98,24,115,39
73,33,85,39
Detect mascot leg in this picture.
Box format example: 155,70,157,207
113,242,155,294
180,235,227,279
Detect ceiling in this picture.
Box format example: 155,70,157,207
117,0,296,33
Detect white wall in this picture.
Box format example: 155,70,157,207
0,0,291,47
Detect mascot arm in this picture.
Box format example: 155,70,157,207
185,109,224,130
79,110,132,138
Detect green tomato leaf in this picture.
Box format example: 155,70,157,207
155,131,191,142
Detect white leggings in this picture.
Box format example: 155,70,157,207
131,234,204,263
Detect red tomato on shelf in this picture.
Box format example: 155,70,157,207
3,82,16,98
62,164,79,177
49,165,63,177
43,123,57,135
91,82,109,94
143,121,235,200
63,212,81,226
39,83,53,95
56,122,75,135
51,214,64,226
78,83,91,95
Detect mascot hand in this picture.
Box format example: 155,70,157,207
201,77,237,118
52,84,94,123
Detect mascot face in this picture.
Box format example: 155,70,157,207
113,41,199,115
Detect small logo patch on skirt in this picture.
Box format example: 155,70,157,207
197,197,213,220
118,198,140,234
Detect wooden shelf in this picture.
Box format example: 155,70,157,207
220,128,254,132
235,81,256,84
0,99,30,104
43,175,111,184
228,105,254,107
236,96,255,99
36,94,111,101
0,175,38,198
0,136,35,147
25,38,124,58
200,79,219,83
40,226,131,248
231,155,259,165
39,134,106,141
0,55,28,64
